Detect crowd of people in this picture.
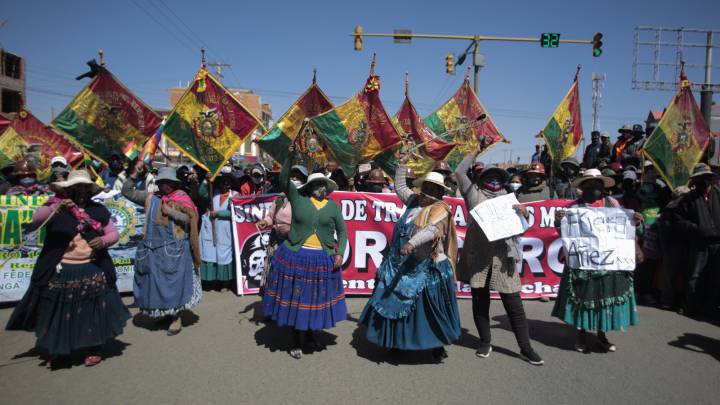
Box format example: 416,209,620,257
2,120,719,367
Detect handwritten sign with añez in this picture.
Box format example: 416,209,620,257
560,207,636,271
469,193,529,242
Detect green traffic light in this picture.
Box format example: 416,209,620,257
593,48,602,57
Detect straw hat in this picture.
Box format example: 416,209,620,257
572,168,615,189
297,172,338,192
413,171,450,191
53,170,103,195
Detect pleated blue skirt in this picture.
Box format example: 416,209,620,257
262,244,347,330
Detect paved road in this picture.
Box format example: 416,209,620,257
0,292,718,404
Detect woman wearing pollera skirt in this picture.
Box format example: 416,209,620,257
359,152,461,363
552,169,640,353
6,170,131,368
262,145,348,359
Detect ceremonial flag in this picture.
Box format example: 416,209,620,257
52,67,162,164
423,74,507,168
122,139,139,160
0,109,83,180
257,76,334,166
375,78,455,177
540,74,583,168
140,120,164,165
310,73,402,177
162,66,264,180
643,73,712,191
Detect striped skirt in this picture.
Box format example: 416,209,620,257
262,244,347,330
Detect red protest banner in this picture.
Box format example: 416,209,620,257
231,192,573,299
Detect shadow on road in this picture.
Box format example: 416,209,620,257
668,333,720,362
238,300,265,325
254,322,337,356
132,310,199,331
7,339,130,370
491,315,577,351
349,324,447,365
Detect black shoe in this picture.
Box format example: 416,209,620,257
432,347,448,362
520,349,544,366
475,344,492,358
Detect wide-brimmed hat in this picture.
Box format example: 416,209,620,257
572,168,615,189
50,156,68,166
52,170,103,195
618,124,634,133
690,163,717,179
479,165,510,182
600,131,611,138
366,168,386,184
413,171,451,191
290,164,309,179
525,162,546,176
297,172,338,192
155,166,180,183
560,156,580,168
432,160,452,175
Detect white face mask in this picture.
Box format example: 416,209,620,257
509,182,521,191
312,185,328,199
251,176,263,185
291,179,303,188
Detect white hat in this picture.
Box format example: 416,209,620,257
297,172,338,192
50,156,68,166
413,171,451,191
52,170,102,195
572,168,615,189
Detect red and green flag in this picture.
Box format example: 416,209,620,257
0,109,83,180
162,66,265,180
540,74,583,168
376,79,455,176
257,76,334,166
423,74,507,168
52,67,162,164
122,139,139,160
643,73,712,191
310,74,402,176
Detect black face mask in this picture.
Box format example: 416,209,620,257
582,186,604,200
368,184,383,193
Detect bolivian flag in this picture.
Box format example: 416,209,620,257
310,75,402,177
162,67,265,180
257,78,333,164
643,73,712,191
540,75,583,168
0,109,82,180
376,85,456,177
424,75,507,168
52,67,162,164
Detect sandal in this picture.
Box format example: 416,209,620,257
84,355,102,367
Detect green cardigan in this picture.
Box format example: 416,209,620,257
280,157,347,256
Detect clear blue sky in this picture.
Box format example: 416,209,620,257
2,0,718,164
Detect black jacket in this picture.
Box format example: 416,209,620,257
672,186,720,248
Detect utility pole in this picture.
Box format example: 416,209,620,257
701,31,714,127
208,61,231,78
351,27,602,94
591,72,606,131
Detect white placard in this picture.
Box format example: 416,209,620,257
560,207,636,271
469,193,529,242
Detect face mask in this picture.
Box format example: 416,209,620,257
19,177,36,187
582,186,604,200
368,184,383,193
312,185,328,199
251,176,263,185
291,179,303,188
529,177,542,187
483,178,503,192
509,182,521,191
563,167,578,178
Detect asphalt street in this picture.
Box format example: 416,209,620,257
0,292,718,404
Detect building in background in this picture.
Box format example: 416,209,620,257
0,49,25,119
154,86,272,168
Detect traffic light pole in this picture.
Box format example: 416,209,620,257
352,29,596,93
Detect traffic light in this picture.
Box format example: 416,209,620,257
445,53,455,74
354,26,363,51
592,32,603,57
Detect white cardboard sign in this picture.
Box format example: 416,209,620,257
470,193,529,242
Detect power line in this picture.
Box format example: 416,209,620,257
129,0,197,55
